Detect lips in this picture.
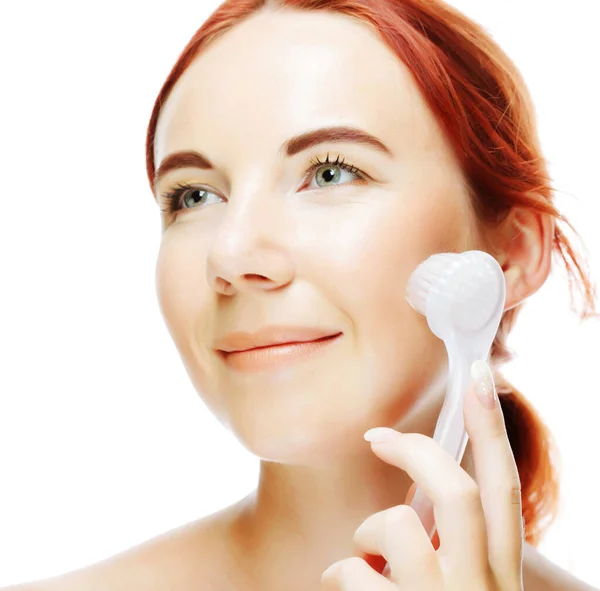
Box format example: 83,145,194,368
217,332,343,372
215,326,343,354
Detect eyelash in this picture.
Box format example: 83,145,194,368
159,152,366,216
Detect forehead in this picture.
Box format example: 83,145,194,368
154,9,443,167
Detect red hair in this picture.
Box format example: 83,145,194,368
144,0,598,547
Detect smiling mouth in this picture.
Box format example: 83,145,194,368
223,333,341,353
218,333,343,372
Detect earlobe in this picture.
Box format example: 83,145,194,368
503,266,524,311
497,207,555,312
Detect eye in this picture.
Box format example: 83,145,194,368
159,182,223,216
304,153,367,190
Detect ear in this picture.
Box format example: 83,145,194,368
494,206,555,312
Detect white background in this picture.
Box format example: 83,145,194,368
1,0,599,588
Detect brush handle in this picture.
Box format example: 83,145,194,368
430,352,471,462
381,355,472,580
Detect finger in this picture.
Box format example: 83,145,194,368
364,428,489,581
353,505,442,590
321,557,396,591
464,360,523,584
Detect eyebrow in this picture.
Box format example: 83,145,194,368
153,125,394,194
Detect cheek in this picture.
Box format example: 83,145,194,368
294,191,463,323
155,236,205,333
155,235,219,397
156,228,215,319
292,196,459,414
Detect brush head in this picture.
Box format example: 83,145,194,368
406,250,506,337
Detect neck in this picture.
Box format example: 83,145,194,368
226,384,474,590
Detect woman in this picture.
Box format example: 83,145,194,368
6,0,598,590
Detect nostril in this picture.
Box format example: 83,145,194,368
215,277,236,295
243,274,270,282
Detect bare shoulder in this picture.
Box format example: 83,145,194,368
522,542,598,591
0,506,237,591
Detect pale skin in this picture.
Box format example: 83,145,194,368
4,7,597,591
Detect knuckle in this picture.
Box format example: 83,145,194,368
384,504,418,530
445,478,481,507
462,478,481,501
510,483,523,508
491,480,522,507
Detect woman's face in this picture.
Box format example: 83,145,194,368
153,9,482,462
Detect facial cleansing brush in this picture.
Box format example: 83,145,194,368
381,249,506,578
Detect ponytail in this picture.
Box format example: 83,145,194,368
493,370,561,546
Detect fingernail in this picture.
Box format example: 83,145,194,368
471,360,498,409
364,427,401,443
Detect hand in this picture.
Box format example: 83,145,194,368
321,360,523,591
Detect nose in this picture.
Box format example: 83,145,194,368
205,200,295,295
